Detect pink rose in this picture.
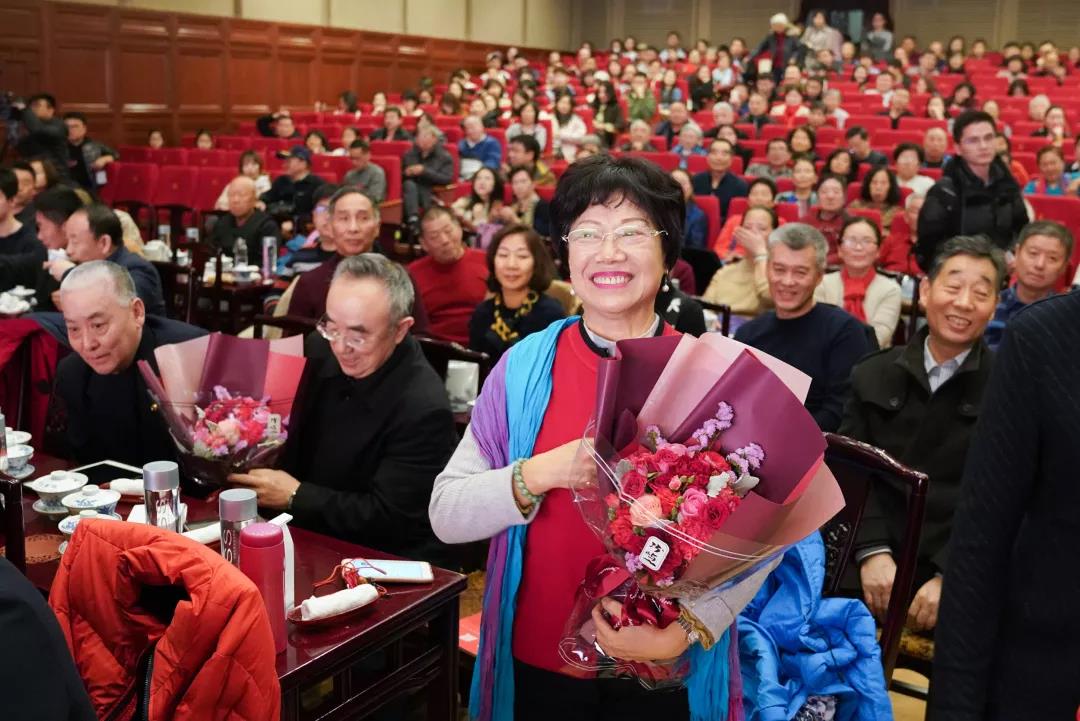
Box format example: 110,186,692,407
678,487,709,522
629,494,663,527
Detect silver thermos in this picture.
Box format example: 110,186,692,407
219,488,258,565
143,461,181,532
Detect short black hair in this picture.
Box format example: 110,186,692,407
509,133,541,161
747,176,778,197
339,90,358,112
1037,145,1065,163
952,110,996,143
329,184,378,214
485,224,555,293
304,129,328,147
860,166,901,205
34,185,84,225
840,214,882,246
766,138,790,152
77,203,123,249
549,154,683,269
384,106,403,119
1016,220,1074,259
823,148,856,184
348,138,371,152
63,111,87,124
0,168,17,200
508,164,534,182
27,93,56,109
893,142,925,163
238,150,263,174
928,235,1007,290
845,125,869,141
313,183,341,206
788,126,816,151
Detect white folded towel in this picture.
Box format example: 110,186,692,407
299,583,379,621
108,478,144,495
182,521,221,545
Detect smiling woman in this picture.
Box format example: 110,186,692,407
431,155,776,721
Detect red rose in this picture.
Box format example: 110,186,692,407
621,470,647,499
703,497,733,530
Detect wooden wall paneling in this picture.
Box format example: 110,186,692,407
316,27,360,107
0,0,42,97
276,24,318,109
173,16,228,143
357,31,397,102
228,18,275,123
429,39,465,83
394,36,430,93
46,4,112,116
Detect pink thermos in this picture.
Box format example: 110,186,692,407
239,522,287,654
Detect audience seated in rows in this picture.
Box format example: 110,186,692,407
214,150,272,210
1023,145,1080,196
495,165,552,238
458,116,503,181
775,156,819,219
893,142,936,194
503,134,555,187
671,168,707,248
207,176,281,256
849,166,902,232
230,253,459,568
879,191,925,275
63,112,116,195
256,109,301,139
505,102,548,156
806,174,852,264
467,224,565,362
691,138,748,220
735,223,873,431
841,236,1005,632
702,205,774,317
714,177,778,256
0,167,45,290
259,145,327,221
408,207,489,345
369,107,413,142
277,184,339,274
916,111,1030,272
342,139,387,204
52,261,205,465
47,203,165,316
814,216,902,347
402,126,455,228
983,220,1073,350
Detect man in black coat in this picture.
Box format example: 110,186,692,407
46,203,167,316
50,261,206,466
207,175,281,256
13,93,70,180
932,290,1080,719
840,236,1004,632
229,253,459,569
916,111,1029,272
259,145,327,222
0,557,96,721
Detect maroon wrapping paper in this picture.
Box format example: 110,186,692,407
668,350,825,504
594,335,683,452
196,333,271,398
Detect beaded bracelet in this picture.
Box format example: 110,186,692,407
512,459,544,507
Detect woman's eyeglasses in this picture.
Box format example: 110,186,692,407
563,225,666,250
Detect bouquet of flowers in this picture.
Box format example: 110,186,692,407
558,332,844,687
138,333,306,490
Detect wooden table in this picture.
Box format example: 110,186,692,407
4,454,467,721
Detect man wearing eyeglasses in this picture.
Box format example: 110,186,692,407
51,260,206,465
229,253,459,568
916,110,1030,272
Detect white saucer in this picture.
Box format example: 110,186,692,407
5,464,34,481
32,499,71,521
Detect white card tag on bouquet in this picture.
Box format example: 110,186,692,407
267,414,281,437
640,536,670,571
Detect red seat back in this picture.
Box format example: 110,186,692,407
693,194,721,241
186,150,226,168
369,140,412,157
193,167,234,212
311,155,352,183
626,152,678,172
107,162,159,205
371,155,402,201
151,166,199,208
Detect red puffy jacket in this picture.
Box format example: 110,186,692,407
49,519,281,720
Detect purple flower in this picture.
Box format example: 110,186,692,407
727,442,766,472
625,552,644,573
715,402,734,431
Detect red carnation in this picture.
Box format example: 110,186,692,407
610,513,637,549
651,485,678,516
701,450,731,473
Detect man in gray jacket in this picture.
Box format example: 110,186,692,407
402,126,454,234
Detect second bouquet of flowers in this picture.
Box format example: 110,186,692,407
558,332,844,687
138,333,307,489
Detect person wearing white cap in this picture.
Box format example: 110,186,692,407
751,13,803,83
